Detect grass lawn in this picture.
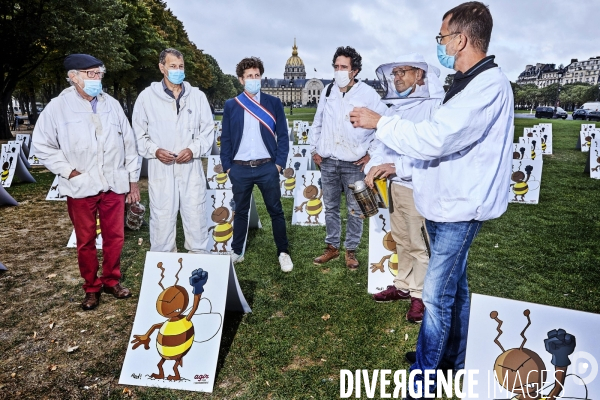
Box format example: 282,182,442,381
0,117,599,399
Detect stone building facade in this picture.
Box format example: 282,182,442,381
516,56,600,87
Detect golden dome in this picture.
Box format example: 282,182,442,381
286,38,304,67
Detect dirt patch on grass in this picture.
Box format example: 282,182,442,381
280,356,322,372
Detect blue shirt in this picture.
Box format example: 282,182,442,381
161,79,185,114
234,92,271,161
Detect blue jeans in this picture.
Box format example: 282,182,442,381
320,157,365,250
229,161,289,256
410,219,483,395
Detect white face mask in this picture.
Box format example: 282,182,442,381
334,70,351,88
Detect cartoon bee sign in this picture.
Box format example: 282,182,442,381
517,137,544,161
535,123,553,154
509,159,543,204
292,171,326,226
206,156,231,190
579,129,598,153
280,155,307,198
1,143,35,188
45,175,66,201
66,216,103,249
367,209,399,294
290,145,313,170
119,252,239,393
204,189,261,255
590,140,600,179
464,294,600,399
15,134,31,158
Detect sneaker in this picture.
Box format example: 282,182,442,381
345,250,359,270
231,253,244,264
278,252,293,272
372,285,411,303
313,244,340,265
406,297,425,323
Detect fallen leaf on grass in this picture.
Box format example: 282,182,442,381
46,273,57,279
265,381,270,387
32,331,37,339
48,365,58,372
122,387,133,396
10,373,16,378
321,314,331,321
404,334,409,341
49,321,54,330
66,345,79,353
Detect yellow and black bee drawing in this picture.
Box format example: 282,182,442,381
207,158,228,189
280,160,301,197
510,161,539,202
370,214,399,275
207,192,235,253
294,174,323,224
513,145,526,160
130,258,220,381
300,130,308,144
1,162,9,185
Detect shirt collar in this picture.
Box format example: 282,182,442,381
162,79,185,99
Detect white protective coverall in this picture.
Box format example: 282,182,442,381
32,87,139,198
133,81,214,252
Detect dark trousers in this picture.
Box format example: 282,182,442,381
229,161,289,256
66,191,125,293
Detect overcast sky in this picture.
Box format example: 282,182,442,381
165,0,600,83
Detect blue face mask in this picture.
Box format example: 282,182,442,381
437,41,458,70
245,79,261,95
167,69,185,85
82,80,102,97
395,85,414,98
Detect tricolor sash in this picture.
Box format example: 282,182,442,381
235,92,276,137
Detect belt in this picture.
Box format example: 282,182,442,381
233,158,271,167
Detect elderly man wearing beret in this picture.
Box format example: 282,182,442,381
32,54,140,311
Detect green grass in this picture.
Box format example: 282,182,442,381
2,117,599,399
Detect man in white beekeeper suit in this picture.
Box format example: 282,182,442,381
364,54,444,325
133,48,214,253
32,54,140,311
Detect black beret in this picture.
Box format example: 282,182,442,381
64,54,104,71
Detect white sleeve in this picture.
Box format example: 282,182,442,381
366,97,389,155
375,79,501,161
30,106,74,178
187,91,214,158
309,89,327,154
132,94,159,159
117,104,140,182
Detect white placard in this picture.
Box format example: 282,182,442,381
280,155,307,198
205,190,260,255
580,123,596,132
292,171,325,226
206,156,231,190
509,159,543,204
66,229,103,249
580,129,598,153
517,137,544,161
15,134,31,158
119,252,249,393
590,139,600,179
536,123,553,155
289,145,311,169
28,153,42,166
9,140,30,169
1,143,35,187
464,293,600,399
210,121,222,156
46,175,66,201
367,209,397,294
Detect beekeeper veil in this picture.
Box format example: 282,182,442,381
375,53,444,105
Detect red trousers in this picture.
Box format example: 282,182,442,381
67,191,125,293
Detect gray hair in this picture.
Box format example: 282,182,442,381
159,48,184,64
66,65,106,86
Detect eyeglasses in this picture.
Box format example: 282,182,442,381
79,70,105,78
435,32,460,45
390,68,416,78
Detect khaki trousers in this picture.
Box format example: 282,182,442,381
390,183,429,298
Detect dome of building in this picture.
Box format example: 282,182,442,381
284,38,306,80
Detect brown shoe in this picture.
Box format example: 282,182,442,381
406,297,425,324
103,283,132,299
313,244,340,265
345,250,359,270
81,292,100,311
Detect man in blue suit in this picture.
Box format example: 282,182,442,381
220,57,293,272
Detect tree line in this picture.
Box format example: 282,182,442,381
512,82,600,111
1,0,243,139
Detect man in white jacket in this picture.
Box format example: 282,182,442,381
364,54,444,324
32,54,140,311
351,2,513,396
310,46,388,270
133,48,214,254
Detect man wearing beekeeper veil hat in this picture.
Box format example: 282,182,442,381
364,54,444,324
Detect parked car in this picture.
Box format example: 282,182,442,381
573,109,592,120
535,106,554,119
555,107,568,119
588,110,600,122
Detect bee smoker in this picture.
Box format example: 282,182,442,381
348,179,387,218
125,202,146,230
